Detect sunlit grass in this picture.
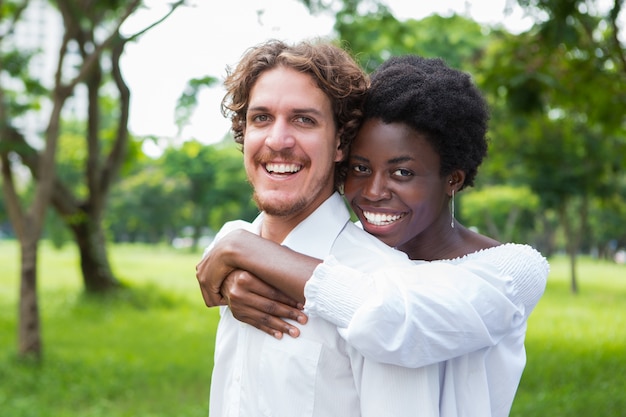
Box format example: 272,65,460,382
0,240,218,417
511,255,626,417
1,242,625,416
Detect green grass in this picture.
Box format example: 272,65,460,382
510,256,626,417
0,240,219,417
1,241,625,416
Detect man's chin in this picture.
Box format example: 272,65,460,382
254,193,307,217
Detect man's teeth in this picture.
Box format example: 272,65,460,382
363,211,404,226
266,163,301,174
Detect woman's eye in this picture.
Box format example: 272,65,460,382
351,164,370,174
393,168,413,177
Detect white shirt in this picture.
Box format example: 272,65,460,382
305,243,549,416
208,193,442,417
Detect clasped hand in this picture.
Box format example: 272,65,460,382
195,230,308,339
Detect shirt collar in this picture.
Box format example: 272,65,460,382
252,192,350,259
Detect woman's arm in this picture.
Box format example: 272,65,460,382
305,244,548,367
195,228,322,338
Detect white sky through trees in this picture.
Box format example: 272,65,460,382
119,0,534,155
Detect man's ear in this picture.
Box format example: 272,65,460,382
334,131,346,162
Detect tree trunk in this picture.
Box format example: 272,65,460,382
559,201,580,294
18,234,42,360
568,248,578,293
70,217,120,292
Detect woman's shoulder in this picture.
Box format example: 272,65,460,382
450,243,549,310
461,243,549,271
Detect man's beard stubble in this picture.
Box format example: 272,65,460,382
252,192,309,217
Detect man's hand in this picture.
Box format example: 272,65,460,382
221,270,308,339
195,244,234,307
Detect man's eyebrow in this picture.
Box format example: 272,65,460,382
291,107,324,117
246,106,325,117
247,105,269,113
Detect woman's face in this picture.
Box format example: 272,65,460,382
344,118,450,250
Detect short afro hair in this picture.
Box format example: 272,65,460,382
364,55,489,189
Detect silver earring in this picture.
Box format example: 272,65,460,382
450,188,455,228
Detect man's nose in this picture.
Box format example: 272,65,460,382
265,118,296,150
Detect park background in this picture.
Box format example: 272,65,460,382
1,0,625,416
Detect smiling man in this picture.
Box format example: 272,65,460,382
200,40,440,417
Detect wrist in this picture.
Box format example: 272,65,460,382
222,229,250,270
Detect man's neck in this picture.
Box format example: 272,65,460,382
259,192,336,243
260,212,308,244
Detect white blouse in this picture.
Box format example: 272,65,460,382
304,243,549,416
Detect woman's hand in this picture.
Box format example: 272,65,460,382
221,269,308,339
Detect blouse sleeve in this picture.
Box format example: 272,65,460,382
303,244,549,368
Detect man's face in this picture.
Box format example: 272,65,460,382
243,66,343,226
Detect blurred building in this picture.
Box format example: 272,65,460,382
10,0,85,146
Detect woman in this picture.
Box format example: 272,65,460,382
196,55,549,416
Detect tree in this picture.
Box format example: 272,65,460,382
161,139,257,251
0,0,184,359
106,158,189,244
480,0,626,292
460,185,540,244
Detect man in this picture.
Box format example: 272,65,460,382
201,40,440,417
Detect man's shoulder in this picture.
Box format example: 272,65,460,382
202,220,256,257
334,222,409,264
216,219,255,237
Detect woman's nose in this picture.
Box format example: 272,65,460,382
362,174,391,201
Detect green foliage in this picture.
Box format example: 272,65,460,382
106,164,188,243
175,76,219,133
161,139,257,231
460,185,540,243
104,138,257,245
335,11,489,72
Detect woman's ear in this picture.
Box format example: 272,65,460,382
447,170,466,196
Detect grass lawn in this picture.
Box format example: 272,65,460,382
0,240,218,417
1,240,625,416
510,255,626,417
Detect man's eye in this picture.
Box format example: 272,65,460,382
253,114,270,122
295,116,314,124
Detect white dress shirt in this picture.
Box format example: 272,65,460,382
207,193,442,417
305,243,549,416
